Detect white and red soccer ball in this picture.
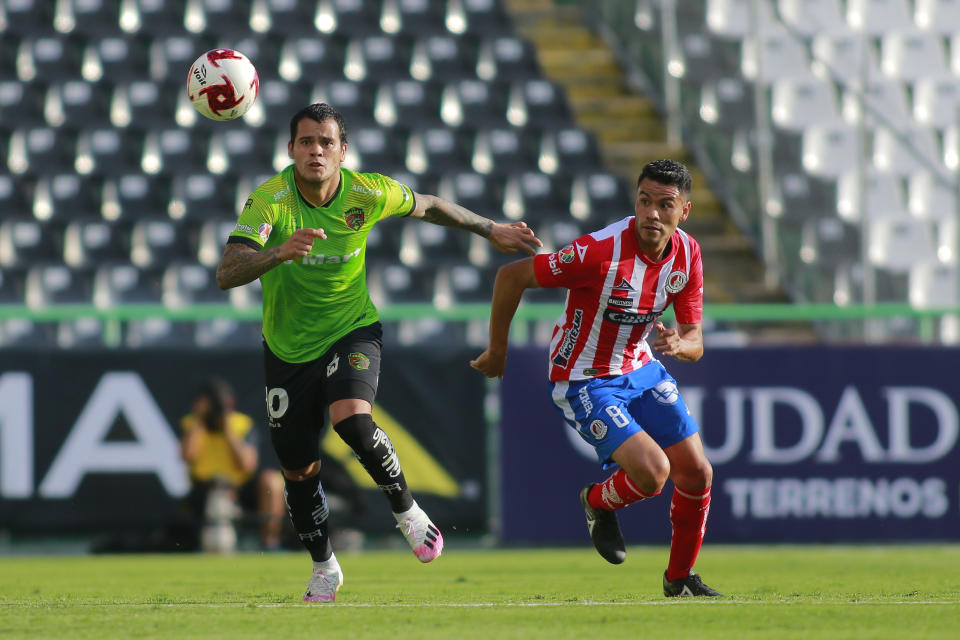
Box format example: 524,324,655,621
187,48,259,121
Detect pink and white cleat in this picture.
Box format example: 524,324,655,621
394,502,444,563
303,554,343,603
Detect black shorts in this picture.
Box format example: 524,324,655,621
263,322,383,470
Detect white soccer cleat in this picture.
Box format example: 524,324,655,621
303,555,343,603
394,502,444,563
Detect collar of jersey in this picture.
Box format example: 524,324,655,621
292,166,344,209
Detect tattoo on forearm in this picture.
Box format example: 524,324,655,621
422,200,493,237
216,244,285,288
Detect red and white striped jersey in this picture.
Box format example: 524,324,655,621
532,216,703,382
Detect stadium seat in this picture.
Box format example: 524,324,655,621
511,79,572,129
912,75,960,129
0,173,34,221
63,219,128,268
40,173,101,219
845,0,911,36
8,126,77,174
343,35,411,83
475,36,541,81
775,170,837,221
190,0,255,36
908,170,956,221
456,0,514,36
841,77,911,129
19,35,83,81
443,263,495,304
811,31,882,83
697,76,756,130
163,263,229,307
502,171,568,222
914,0,960,34
142,127,210,175
771,76,841,132
0,267,29,305
835,169,908,222
0,319,56,348
4,0,53,36
195,219,237,267
409,34,478,82
134,0,188,36
0,80,45,127
798,216,860,267
319,0,384,37
148,34,202,83
103,173,172,221
46,80,110,129
260,0,319,36
441,78,510,128
377,79,444,128
868,219,936,271
68,1,122,36
129,218,190,267
373,263,436,304
205,128,276,177
741,26,811,85
801,123,860,178
93,264,164,306
350,126,406,174
125,318,195,348
169,173,237,222
388,0,449,35
871,125,941,176
706,0,778,39
0,219,62,267
317,79,378,130
776,0,847,36
439,171,504,218
569,172,634,223
404,126,470,174
194,318,263,348
25,264,94,306
909,261,958,308
74,128,135,176
278,35,346,83
55,317,110,349
535,127,603,175
879,30,948,82
471,127,535,176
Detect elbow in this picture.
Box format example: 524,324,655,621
215,269,232,290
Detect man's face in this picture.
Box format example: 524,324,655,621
287,117,346,186
633,178,691,255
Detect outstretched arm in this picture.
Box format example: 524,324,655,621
216,228,327,289
410,192,543,256
470,257,540,378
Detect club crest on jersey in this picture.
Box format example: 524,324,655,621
348,352,370,370
589,419,608,440
664,270,689,293
257,223,272,242
558,244,576,263
344,207,366,230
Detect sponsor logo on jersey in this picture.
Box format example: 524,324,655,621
651,380,680,405
552,309,583,367
326,353,340,377
547,253,562,276
272,187,290,201
348,352,371,370
664,270,689,294
351,183,383,197
589,419,608,440
576,243,587,262
257,223,272,242
558,244,575,263
293,247,362,266
603,309,660,325
235,223,257,235
606,296,634,309
612,277,635,291
344,207,366,230
243,198,253,211
578,385,594,415
582,368,599,376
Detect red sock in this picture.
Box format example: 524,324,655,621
588,468,659,511
666,485,711,582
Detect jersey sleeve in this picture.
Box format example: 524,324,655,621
673,239,704,324
228,191,276,249
377,174,417,219
532,234,603,289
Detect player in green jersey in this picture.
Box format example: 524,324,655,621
216,103,542,602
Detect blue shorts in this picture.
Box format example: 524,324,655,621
549,361,700,468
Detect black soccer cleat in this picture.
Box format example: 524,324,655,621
580,484,626,564
662,571,723,597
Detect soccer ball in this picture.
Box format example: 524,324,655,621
187,48,259,121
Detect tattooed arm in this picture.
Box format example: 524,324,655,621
215,227,326,289
409,192,542,256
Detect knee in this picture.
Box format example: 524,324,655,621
677,459,713,492
281,461,320,482
629,455,670,495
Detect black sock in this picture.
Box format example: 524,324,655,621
334,413,414,513
283,474,332,562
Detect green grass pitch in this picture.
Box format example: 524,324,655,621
1,545,958,639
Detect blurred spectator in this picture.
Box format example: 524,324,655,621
179,378,285,551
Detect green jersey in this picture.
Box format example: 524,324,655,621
229,165,416,363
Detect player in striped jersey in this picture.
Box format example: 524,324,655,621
472,159,721,598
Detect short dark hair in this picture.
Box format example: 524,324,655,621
637,159,692,195
289,103,348,145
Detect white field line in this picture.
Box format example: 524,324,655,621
3,600,956,608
